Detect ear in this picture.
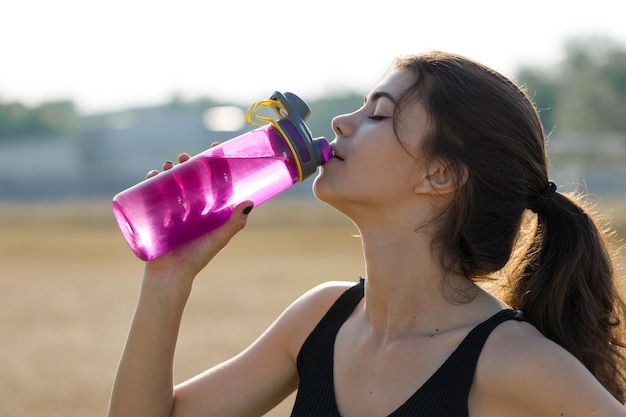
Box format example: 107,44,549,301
414,159,467,196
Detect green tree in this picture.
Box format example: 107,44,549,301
516,67,558,133
0,99,77,140
517,36,626,132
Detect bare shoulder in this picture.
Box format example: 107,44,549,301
272,280,359,358
281,280,359,328
472,317,626,416
292,280,358,311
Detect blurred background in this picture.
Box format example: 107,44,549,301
1,0,626,200
1,1,625,416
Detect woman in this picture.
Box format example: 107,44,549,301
107,51,626,416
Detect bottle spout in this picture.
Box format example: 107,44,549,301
314,137,332,165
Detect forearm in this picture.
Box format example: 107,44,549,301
107,271,192,417
107,200,251,417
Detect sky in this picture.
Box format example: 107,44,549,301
2,0,626,115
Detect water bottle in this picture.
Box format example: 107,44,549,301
112,92,331,261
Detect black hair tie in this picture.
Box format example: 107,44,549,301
529,181,557,214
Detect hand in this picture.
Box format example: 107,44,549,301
144,151,253,284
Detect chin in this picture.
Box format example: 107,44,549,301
312,174,337,205
313,176,350,217
312,175,328,202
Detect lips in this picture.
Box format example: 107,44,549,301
330,145,344,161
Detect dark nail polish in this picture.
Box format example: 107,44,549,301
243,205,253,215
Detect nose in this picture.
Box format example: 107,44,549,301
331,113,354,138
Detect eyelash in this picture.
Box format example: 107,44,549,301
368,115,390,121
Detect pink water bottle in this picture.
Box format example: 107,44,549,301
112,92,331,261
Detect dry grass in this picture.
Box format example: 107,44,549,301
0,199,362,417
0,197,624,417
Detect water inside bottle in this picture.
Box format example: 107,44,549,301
113,153,297,260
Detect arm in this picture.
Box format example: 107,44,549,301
107,152,256,417
108,250,352,417
107,200,253,417
107,152,353,416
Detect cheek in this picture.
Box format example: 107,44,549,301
312,162,388,206
312,143,420,204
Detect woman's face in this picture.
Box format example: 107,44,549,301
313,67,432,215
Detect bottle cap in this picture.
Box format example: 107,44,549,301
269,91,329,181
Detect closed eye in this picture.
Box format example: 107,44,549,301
368,115,390,121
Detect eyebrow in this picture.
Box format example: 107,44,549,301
364,90,397,105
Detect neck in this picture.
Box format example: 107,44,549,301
356,222,477,340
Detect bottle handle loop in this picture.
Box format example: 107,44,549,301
246,99,304,182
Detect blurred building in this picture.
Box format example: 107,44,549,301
0,104,317,201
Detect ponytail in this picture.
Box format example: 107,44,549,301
506,190,626,403
393,52,626,403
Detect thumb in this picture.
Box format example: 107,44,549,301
229,201,254,231
207,201,254,248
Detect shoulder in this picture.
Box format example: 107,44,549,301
288,280,358,316
472,317,625,416
271,280,359,358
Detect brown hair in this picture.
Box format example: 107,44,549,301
393,51,626,402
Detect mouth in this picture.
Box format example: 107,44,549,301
330,145,344,161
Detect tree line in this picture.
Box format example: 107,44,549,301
1,36,625,142
518,36,626,132
0,100,78,139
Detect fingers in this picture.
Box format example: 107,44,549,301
145,145,217,180
146,153,191,179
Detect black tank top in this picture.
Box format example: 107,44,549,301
290,279,525,416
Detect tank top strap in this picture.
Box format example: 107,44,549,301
458,308,526,359
323,278,365,325
391,309,526,416
431,309,526,409
291,279,365,417
296,278,364,369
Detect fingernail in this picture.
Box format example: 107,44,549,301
243,205,253,215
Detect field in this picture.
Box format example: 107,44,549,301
1,197,624,417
